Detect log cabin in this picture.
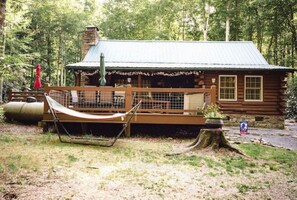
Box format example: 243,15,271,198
43,26,294,135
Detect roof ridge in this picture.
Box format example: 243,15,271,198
98,40,253,44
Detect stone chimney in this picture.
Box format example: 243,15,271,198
81,25,100,60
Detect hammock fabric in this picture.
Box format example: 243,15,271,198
45,93,141,147
46,95,127,120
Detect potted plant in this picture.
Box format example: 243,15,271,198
203,104,225,129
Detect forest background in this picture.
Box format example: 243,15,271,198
0,0,296,103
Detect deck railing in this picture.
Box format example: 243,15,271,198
8,90,44,102
44,85,216,116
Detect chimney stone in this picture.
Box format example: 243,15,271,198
81,26,100,60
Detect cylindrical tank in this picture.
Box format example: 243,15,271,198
3,102,44,122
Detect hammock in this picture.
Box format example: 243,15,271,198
45,94,141,147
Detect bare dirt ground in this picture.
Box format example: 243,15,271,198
0,122,296,200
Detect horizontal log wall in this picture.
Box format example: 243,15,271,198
203,71,287,116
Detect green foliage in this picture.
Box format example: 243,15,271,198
286,75,297,120
239,143,297,171
67,154,79,162
222,156,256,171
237,183,259,194
0,0,101,90
203,103,225,118
100,0,296,68
0,0,296,92
0,136,15,143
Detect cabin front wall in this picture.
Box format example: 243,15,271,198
73,69,287,129
204,71,287,129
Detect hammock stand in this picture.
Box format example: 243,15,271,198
45,94,141,147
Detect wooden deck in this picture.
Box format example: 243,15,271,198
43,85,216,136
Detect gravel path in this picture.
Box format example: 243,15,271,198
225,120,297,150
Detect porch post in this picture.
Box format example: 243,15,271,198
124,87,133,137
43,84,50,132
137,74,142,87
125,124,131,138
210,85,216,104
8,88,12,102
125,87,133,111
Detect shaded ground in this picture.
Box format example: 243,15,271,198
0,122,296,200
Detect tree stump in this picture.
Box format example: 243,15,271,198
169,129,244,155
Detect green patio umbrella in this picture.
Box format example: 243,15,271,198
99,53,106,86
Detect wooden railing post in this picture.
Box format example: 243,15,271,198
8,89,12,101
210,85,217,104
124,87,133,137
125,87,133,112
43,84,49,118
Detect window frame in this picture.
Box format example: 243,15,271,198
244,75,263,102
219,75,237,101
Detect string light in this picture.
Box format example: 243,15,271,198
106,70,201,76
75,70,201,77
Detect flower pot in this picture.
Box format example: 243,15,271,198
205,118,224,129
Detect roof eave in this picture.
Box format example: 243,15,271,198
66,62,295,72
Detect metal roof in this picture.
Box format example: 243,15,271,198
67,40,293,72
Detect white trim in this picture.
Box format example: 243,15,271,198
244,75,263,101
219,75,237,101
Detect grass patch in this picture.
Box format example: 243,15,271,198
222,156,256,171
0,162,3,173
0,136,15,143
0,152,40,174
143,177,170,197
167,155,204,167
8,161,18,172
107,168,146,180
237,183,259,194
238,143,297,172
40,132,55,143
0,123,296,200
66,154,79,162
0,107,4,121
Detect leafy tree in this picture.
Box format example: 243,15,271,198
0,0,295,97
0,0,34,101
0,0,6,102
28,0,100,86
286,75,297,120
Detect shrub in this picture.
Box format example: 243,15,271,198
286,75,297,120
203,104,225,118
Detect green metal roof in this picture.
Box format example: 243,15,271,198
67,40,294,72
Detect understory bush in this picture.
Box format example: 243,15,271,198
286,75,297,120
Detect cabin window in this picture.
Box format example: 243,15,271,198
245,76,263,101
219,75,237,101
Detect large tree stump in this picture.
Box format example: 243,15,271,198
169,129,244,155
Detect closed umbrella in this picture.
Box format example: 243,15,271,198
33,64,42,89
99,53,106,86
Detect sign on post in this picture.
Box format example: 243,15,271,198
240,120,248,134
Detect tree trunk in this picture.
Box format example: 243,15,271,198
168,129,244,155
225,0,230,41
202,0,210,41
0,76,3,103
0,0,6,27
46,33,52,84
0,0,6,104
233,0,239,41
288,3,296,69
188,129,242,152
